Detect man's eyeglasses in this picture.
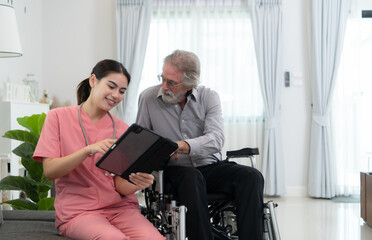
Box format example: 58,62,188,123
157,74,182,88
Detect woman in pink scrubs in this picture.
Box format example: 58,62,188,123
33,59,165,240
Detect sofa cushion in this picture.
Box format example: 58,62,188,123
3,210,55,221
0,210,70,239
0,220,64,239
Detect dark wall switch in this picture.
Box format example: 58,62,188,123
285,71,290,87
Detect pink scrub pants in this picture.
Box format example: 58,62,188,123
58,208,165,240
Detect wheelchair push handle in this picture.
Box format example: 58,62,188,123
226,147,259,158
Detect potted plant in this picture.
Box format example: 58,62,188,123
0,113,54,210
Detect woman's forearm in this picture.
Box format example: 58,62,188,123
43,138,116,180
114,176,140,196
43,146,91,180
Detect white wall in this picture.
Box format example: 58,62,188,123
0,0,315,196
0,0,44,95
42,0,117,107
281,0,311,196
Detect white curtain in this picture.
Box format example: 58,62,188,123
249,0,285,196
308,0,350,198
115,0,152,124
331,1,372,196
139,0,265,166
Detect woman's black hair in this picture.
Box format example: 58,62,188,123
76,59,131,105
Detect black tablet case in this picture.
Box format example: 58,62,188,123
95,124,178,181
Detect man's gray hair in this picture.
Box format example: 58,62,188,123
164,50,200,88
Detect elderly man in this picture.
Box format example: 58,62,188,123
136,49,264,240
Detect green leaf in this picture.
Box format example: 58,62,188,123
17,113,46,137
0,176,39,203
13,142,35,159
37,197,55,210
38,191,49,200
22,158,44,182
23,176,52,193
1,198,38,210
3,130,38,147
40,175,53,185
21,156,35,172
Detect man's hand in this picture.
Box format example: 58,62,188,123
169,141,191,161
176,140,190,154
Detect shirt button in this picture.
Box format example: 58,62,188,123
182,119,185,122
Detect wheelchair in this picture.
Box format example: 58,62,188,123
140,148,281,240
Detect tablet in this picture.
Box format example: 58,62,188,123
95,123,178,181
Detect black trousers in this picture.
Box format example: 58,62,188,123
164,160,264,240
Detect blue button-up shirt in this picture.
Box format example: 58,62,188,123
136,84,225,167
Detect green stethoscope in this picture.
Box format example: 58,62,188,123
78,103,116,177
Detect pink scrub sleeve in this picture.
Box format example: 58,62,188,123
34,108,62,162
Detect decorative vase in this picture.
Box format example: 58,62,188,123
23,73,39,102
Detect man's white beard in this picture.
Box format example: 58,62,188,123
162,90,185,104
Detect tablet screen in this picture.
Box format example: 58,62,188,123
97,128,160,175
96,124,177,178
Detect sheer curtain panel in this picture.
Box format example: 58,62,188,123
331,1,372,196
308,0,350,198
115,0,152,123
249,0,285,196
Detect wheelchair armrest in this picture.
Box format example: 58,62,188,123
226,147,259,158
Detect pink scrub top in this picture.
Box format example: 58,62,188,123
33,106,139,229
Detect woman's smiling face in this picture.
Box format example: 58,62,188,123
89,72,128,112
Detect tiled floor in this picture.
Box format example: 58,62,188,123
268,196,372,240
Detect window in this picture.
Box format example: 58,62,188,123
331,9,372,195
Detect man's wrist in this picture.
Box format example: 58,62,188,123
182,140,190,154
177,140,191,154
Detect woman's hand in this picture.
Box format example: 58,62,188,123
129,172,154,190
114,173,154,195
86,138,116,155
